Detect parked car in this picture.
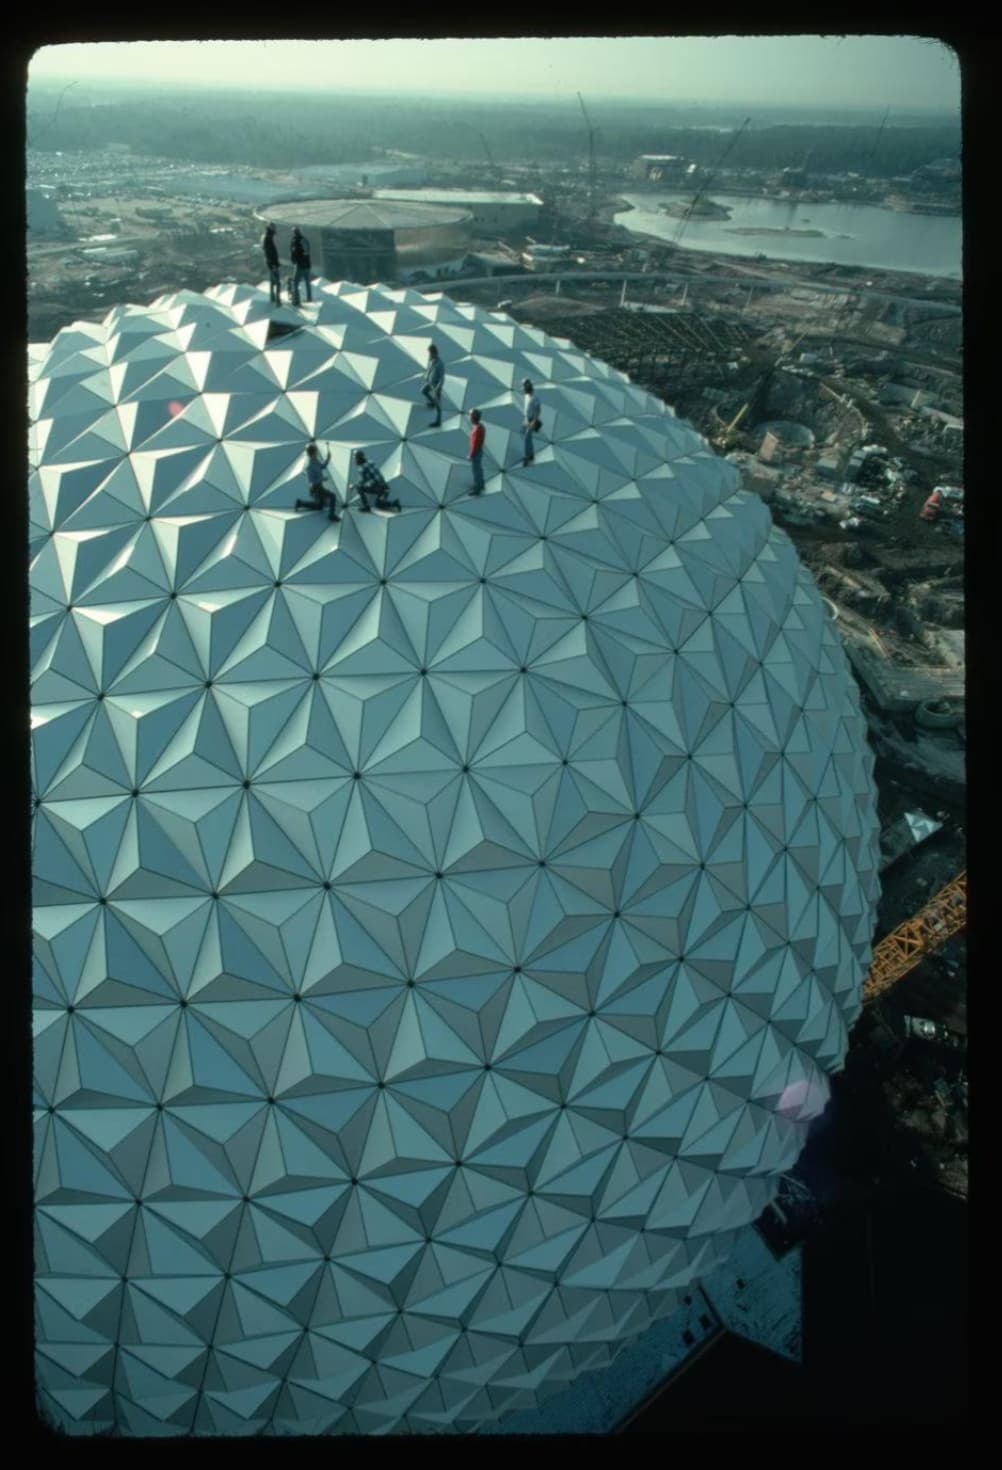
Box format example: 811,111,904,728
903,1015,965,1051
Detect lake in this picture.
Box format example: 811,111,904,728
615,190,962,279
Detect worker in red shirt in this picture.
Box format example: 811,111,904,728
469,409,486,495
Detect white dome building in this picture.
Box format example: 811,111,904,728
258,199,474,284
30,277,880,1436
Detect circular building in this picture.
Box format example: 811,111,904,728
258,198,473,283
30,278,880,1436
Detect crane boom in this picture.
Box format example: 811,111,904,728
725,402,749,435
675,115,750,246
577,91,597,221
863,870,967,1001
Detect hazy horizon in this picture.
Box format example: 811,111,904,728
27,79,958,119
28,36,961,112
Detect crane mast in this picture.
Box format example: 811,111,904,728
674,115,750,247
577,92,598,223
477,132,501,188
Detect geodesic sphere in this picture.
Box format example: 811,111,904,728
31,279,880,1436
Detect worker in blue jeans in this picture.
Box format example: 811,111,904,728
349,451,401,513
295,441,340,521
521,378,541,465
469,409,486,494
262,223,281,305
421,343,445,427
290,227,313,306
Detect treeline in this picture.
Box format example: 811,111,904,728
620,123,960,177
27,96,376,167
27,91,960,178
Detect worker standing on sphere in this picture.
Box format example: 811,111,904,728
290,227,312,306
521,377,541,466
262,223,281,305
422,343,445,427
468,409,486,495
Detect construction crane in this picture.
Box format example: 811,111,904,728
715,323,805,450
863,870,967,1002
674,115,751,248
719,330,812,450
577,92,598,223
27,79,78,150
862,107,891,179
716,401,749,449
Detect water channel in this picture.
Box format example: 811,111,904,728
615,190,962,279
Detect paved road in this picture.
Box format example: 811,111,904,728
28,233,153,258
436,267,962,316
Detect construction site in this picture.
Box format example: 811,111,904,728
26,95,966,1427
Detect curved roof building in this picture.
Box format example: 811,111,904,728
258,199,473,283
372,188,543,232
30,277,880,1436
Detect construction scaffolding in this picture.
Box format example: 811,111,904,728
545,308,754,384
842,634,965,712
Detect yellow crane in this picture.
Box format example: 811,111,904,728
716,332,807,450
725,402,749,436
863,870,967,1002
715,401,749,449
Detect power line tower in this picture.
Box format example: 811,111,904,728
867,107,891,177
478,132,502,189
27,80,78,151
577,92,598,224
828,108,891,343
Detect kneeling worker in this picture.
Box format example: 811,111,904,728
351,451,401,513
295,441,340,521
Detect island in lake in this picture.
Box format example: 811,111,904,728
725,226,826,237
657,197,731,220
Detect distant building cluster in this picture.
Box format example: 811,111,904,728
631,154,696,184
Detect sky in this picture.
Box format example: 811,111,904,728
28,35,960,111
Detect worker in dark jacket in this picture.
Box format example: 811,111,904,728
350,451,400,513
290,227,313,306
262,223,281,304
